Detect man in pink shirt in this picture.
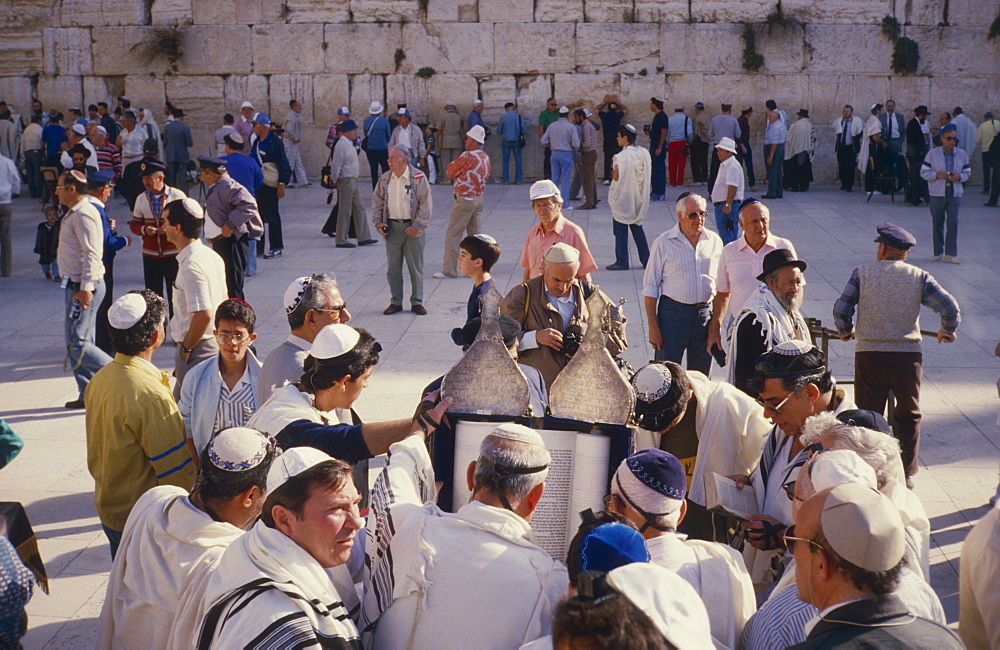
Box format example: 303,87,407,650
519,179,598,283
706,198,796,354
434,126,491,279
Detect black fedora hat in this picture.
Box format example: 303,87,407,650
756,249,807,281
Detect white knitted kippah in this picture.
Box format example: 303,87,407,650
108,293,147,329
772,340,813,356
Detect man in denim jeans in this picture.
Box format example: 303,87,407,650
54,170,112,408
497,102,526,184
920,124,971,264
762,99,787,199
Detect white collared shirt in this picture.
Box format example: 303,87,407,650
387,167,411,221
170,239,228,343
717,233,797,317
643,224,723,304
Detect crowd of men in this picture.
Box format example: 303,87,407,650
0,90,998,649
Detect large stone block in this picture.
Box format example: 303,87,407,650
123,75,167,113
252,24,325,74
929,76,993,122
660,24,743,74
385,74,430,122
222,75,270,115
584,0,634,23
193,0,284,24
426,0,479,22
691,0,774,23
150,0,192,25
804,74,853,126
663,74,706,108
165,75,225,126
43,28,92,77
0,77,35,114
269,75,316,124
764,75,807,117
350,0,422,23
535,0,584,22
494,24,576,74
575,24,659,74
516,74,555,128
349,74,387,117
479,0,532,22
311,74,350,125
633,0,687,23
849,75,892,112
82,76,125,106
805,25,894,75
553,74,619,112
401,24,493,75
93,26,253,76
180,26,253,74
285,0,352,23
948,0,998,26
0,31,43,75
325,24,402,74
782,0,890,24
901,0,945,26
60,0,145,27
888,76,932,115
1,0,56,29
425,74,478,122
700,74,768,116
619,74,667,132
755,23,808,73
37,75,83,111
910,27,1000,77
478,76,517,126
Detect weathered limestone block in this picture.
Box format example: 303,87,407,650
222,75,271,115
764,75,807,118
311,74,350,125
92,26,252,76
192,0,284,24
349,74,387,117
804,74,853,126
252,24,325,74
494,24,576,74
929,76,993,121
60,0,145,27
782,0,890,24
479,0,532,22
663,74,706,108
660,24,743,74
553,74,619,111
887,76,931,114
700,74,768,115
165,75,225,125
350,0,422,23
477,76,517,127
325,24,402,74
285,0,352,23
82,77,124,107
849,75,891,112
516,74,555,128
385,74,430,122
575,24,659,74
151,0,192,25
948,0,998,26
691,0,774,24
0,77,35,113
37,75,83,111
754,24,808,73
123,75,167,113
43,28,92,77
401,24,494,74
0,31,43,75
269,75,316,123
425,74,477,124
910,27,1000,76
900,0,945,26
634,0,687,23
180,26,253,75
584,0,634,23
426,0,479,22
535,0,583,23
806,25,894,75
619,74,667,130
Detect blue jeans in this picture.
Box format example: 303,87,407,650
764,143,784,197
928,196,960,256
737,145,755,187
103,524,123,560
714,203,740,245
654,296,711,375
24,149,43,198
501,142,523,182
246,239,257,275
612,220,650,268
550,151,574,207
167,162,189,193
65,278,112,399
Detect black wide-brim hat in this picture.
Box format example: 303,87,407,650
756,249,807,281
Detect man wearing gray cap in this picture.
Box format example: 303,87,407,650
834,222,960,484
437,102,464,182
788,483,963,648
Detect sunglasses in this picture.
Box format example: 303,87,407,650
784,524,824,554
314,303,347,317
684,210,708,220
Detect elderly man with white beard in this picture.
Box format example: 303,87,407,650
726,249,809,396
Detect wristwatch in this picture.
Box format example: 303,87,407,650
180,344,193,354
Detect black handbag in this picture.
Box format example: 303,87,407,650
320,148,335,190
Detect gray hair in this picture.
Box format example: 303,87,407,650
800,411,903,487
738,200,770,224
389,144,410,158
674,193,705,217
473,433,550,506
286,273,341,330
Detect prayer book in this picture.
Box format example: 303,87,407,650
703,473,758,521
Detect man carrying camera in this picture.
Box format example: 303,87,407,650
501,242,625,389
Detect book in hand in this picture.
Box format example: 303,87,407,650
703,472,759,521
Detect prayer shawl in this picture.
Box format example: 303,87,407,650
247,382,343,437
647,533,756,650
857,115,883,174
744,390,855,587
609,145,651,225
784,119,815,160
633,372,772,507
195,521,361,649
726,282,809,386
97,486,243,650
362,435,568,649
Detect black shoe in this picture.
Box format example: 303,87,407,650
986,202,998,207
65,399,85,409
263,249,283,259
358,239,378,246
336,242,356,248
605,264,629,271
761,194,776,199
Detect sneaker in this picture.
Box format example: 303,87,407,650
944,255,961,264
928,255,942,262
432,271,457,279
263,248,283,259
602,180,611,186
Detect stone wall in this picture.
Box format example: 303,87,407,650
2,0,999,182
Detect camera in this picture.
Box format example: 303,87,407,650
562,331,581,358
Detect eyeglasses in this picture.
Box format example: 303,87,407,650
942,136,957,141
314,304,347,318
782,480,798,501
684,210,708,220
54,185,67,191
602,493,621,510
784,524,824,554
754,391,794,414
215,332,250,344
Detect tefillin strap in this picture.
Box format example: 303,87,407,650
614,474,675,534
477,455,548,512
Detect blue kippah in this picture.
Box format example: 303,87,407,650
940,124,957,134
579,523,649,573
625,449,687,500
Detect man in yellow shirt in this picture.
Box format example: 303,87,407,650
85,290,196,558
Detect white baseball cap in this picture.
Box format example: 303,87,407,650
529,179,561,202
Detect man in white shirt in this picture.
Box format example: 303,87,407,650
257,274,351,404
0,149,18,277
642,192,722,375
162,197,227,399
60,123,99,170
833,104,865,191
328,118,376,248
710,137,744,245
606,448,756,648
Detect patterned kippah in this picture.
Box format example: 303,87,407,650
473,234,497,244
624,449,686,501
772,340,813,356
631,364,673,403
207,428,273,472
624,123,637,134
283,276,312,314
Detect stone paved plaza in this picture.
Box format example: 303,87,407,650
0,178,998,647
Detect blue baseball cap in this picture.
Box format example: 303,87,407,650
251,113,271,126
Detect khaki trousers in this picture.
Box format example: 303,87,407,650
441,195,483,277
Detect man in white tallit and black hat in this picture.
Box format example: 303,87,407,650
97,427,279,649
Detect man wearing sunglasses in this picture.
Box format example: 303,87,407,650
919,123,971,263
